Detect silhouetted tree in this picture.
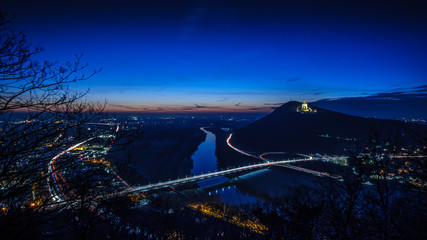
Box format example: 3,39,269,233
252,126,426,240
0,12,109,239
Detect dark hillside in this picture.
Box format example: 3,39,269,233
232,101,427,154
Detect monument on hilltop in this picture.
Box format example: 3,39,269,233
296,101,316,113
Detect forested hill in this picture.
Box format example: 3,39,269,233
232,101,427,155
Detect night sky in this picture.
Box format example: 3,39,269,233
3,0,427,112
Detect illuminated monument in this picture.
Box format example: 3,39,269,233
296,101,316,113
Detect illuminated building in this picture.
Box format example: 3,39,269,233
296,101,316,113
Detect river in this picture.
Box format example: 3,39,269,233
191,128,259,205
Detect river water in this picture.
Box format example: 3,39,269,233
191,128,259,205
191,128,218,175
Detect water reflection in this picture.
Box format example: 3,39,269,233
191,128,217,175
191,128,259,205
208,185,259,205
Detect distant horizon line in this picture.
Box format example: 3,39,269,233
103,110,274,114
7,109,274,114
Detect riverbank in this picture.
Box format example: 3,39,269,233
109,127,206,184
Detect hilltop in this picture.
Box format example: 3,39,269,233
231,101,427,155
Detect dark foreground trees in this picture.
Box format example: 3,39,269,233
253,131,427,240
1,10,426,240
0,12,115,239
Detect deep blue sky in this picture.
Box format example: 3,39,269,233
4,0,427,112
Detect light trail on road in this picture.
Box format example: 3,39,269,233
50,129,334,203
226,133,339,179
226,133,267,161
108,157,313,198
48,124,126,202
48,137,95,202
46,124,127,221
277,164,341,179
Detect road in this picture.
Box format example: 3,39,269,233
226,133,265,160
47,137,95,202
47,124,124,202
49,130,334,203
102,156,314,198
226,133,340,179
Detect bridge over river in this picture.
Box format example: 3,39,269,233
98,155,317,199
50,131,328,203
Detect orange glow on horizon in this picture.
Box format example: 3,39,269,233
105,105,275,113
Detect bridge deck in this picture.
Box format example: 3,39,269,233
112,157,315,197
